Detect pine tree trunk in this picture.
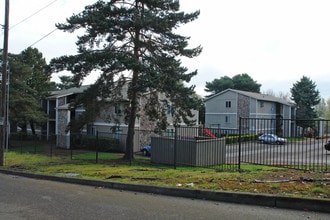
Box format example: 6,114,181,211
124,47,139,160
124,76,138,160
124,15,141,161
30,121,36,135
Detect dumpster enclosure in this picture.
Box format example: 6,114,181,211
150,136,226,167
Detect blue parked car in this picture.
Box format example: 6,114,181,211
258,134,286,145
141,145,151,156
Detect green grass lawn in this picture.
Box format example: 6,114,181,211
1,150,329,199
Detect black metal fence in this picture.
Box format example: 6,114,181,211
150,118,330,172
8,133,55,155
237,118,330,172
6,118,330,172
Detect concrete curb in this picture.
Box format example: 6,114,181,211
1,169,329,213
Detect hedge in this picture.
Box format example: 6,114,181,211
224,134,259,144
72,135,120,152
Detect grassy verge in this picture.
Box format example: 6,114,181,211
2,151,329,199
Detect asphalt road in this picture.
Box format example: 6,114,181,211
226,139,330,166
0,173,329,220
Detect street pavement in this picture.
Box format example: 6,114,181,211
1,173,330,220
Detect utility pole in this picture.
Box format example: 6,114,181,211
1,0,9,166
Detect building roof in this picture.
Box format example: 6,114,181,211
205,89,294,106
47,85,90,99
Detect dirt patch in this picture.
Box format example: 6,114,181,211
256,170,330,182
9,165,34,172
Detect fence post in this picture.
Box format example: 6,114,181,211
34,134,37,154
50,134,53,158
96,131,99,164
70,134,73,160
174,126,177,169
20,133,23,154
238,117,242,171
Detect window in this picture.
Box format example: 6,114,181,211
89,126,96,136
225,101,231,108
260,101,264,108
115,104,121,114
167,104,174,116
225,116,231,123
166,128,175,137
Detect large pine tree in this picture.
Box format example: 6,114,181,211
50,0,202,160
7,47,55,134
205,73,261,95
290,76,320,132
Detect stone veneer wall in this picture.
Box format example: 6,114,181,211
237,94,250,118
237,94,250,133
138,93,158,147
58,97,66,107
57,109,70,148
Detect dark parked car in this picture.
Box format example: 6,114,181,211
258,134,286,145
141,145,151,156
325,141,330,151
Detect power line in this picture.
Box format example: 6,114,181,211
2,0,78,49
29,28,58,47
10,0,59,30
1,0,61,48
0,0,59,39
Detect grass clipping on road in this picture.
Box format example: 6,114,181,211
2,151,330,199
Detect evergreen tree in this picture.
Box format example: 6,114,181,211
325,98,330,120
56,75,76,90
232,73,261,93
50,0,202,160
205,73,261,95
205,76,233,94
7,47,55,134
290,76,320,132
315,97,326,118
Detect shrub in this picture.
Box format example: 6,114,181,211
224,134,259,144
72,135,120,152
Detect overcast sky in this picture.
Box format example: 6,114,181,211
1,0,330,99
